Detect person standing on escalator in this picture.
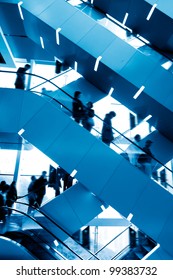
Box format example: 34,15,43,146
14,63,31,90
101,111,116,146
72,91,85,124
34,171,48,207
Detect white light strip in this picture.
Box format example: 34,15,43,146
70,169,77,178
94,56,102,72
108,87,114,96
142,243,160,260
74,61,78,71
53,240,59,247
91,0,94,4
143,114,152,122
122,13,129,26
162,61,173,70
133,85,145,99
146,4,157,21
18,128,25,136
40,36,44,49
18,1,24,20
56,28,61,45
127,213,133,221
101,205,106,211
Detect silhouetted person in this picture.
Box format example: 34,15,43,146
6,181,17,216
48,166,63,197
62,173,73,191
72,91,85,123
126,134,141,166
34,171,48,207
0,182,9,222
14,63,31,89
101,111,116,146
27,175,37,214
138,140,154,177
82,101,95,132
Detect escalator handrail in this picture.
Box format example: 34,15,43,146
14,201,100,260
87,225,131,260
1,205,83,260
28,67,72,91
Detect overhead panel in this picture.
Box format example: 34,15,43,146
0,89,24,133
45,121,96,173
99,159,152,218
19,91,48,128
101,38,136,73
144,67,173,110
120,51,160,88
63,183,103,226
39,0,77,29
131,183,173,248
78,24,116,57
22,103,71,152
60,10,96,44
157,208,173,255
41,182,103,235
22,0,57,16
76,140,123,195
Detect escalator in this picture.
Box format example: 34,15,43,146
19,0,173,142
0,201,157,260
0,207,89,260
0,86,173,258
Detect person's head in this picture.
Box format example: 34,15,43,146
145,139,153,147
42,171,47,178
134,134,141,142
0,181,6,186
86,101,93,108
109,111,116,119
24,64,31,71
31,175,36,181
74,91,82,99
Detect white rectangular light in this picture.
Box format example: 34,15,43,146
101,205,106,211
94,56,102,72
133,85,145,99
40,36,44,49
18,1,24,20
143,114,152,122
122,13,129,26
70,169,77,177
74,61,78,71
146,4,157,21
18,128,25,136
53,240,59,247
127,213,133,221
56,28,61,45
108,87,114,96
